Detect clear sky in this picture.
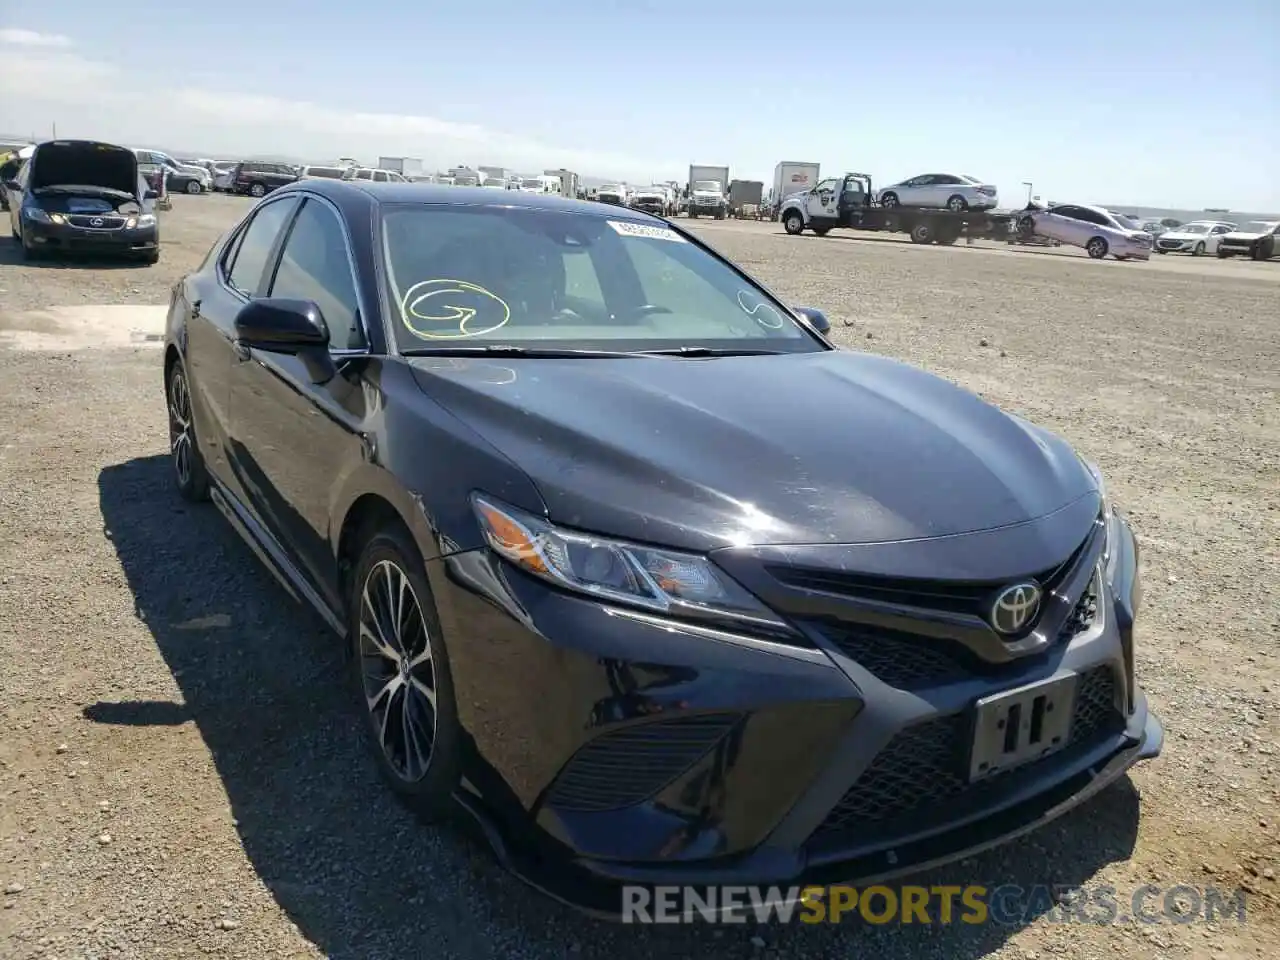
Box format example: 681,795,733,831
1,1,1276,210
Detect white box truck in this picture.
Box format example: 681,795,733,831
378,157,424,177
687,164,729,219
772,161,820,212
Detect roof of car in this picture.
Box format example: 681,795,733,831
282,178,662,220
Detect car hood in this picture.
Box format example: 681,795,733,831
1160,231,1205,241
408,350,1097,552
29,140,139,197
1222,230,1271,241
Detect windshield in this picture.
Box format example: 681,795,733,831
1241,221,1278,232
693,180,721,192
521,180,544,189
305,166,345,179
1177,223,1211,234
380,205,822,355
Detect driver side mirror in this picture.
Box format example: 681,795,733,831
3,179,19,192
144,188,159,200
793,307,830,336
234,298,336,383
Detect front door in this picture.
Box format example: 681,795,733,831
189,194,300,492
806,178,840,221
226,195,373,611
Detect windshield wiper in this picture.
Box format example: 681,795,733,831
638,346,785,357
399,344,648,359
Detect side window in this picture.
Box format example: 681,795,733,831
1212,225,1230,234
813,178,838,193
355,169,372,181
268,199,365,350
1052,206,1081,221
225,198,299,296
373,170,388,183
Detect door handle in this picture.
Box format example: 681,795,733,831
191,299,202,319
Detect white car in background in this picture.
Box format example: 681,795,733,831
349,167,409,183
297,164,350,181
1153,221,1236,256
877,173,999,211
211,162,237,192
1020,203,1153,260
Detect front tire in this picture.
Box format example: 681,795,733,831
249,182,267,198
349,527,461,823
881,192,899,208
167,360,209,502
1193,241,1205,257
1086,237,1109,259
782,210,805,235
1252,241,1273,261
946,194,968,212
185,180,203,195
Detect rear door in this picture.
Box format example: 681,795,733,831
226,194,372,610
195,195,301,500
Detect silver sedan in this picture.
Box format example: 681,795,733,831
1021,204,1153,260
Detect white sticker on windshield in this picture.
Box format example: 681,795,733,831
607,219,688,242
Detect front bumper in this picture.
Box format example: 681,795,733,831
430,512,1162,918
22,218,158,256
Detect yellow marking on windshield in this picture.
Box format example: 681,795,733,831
400,279,512,340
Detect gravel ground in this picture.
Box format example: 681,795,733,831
1,194,1277,960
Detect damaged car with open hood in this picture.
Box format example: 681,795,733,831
4,139,161,264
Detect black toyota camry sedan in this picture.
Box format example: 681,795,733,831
163,180,1162,915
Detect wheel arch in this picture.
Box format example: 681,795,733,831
336,490,416,599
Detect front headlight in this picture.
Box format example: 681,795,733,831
23,206,51,222
472,493,789,632
129,213,157,228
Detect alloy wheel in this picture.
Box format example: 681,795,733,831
168,368,193,488
358,559,437,782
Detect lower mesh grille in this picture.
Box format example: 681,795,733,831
543,713,741,812
809,666,1123,845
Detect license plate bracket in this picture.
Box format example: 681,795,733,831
968,673,1076,782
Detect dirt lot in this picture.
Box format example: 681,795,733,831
1,194,1277,960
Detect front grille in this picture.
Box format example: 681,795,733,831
1058,574,1098,641
820,571,1101,692
543,713,741,812
808,665,1124,846
824,627,976,688
67,214,126,229
769,527,1093,626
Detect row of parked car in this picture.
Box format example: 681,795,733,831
1017,206,1280,262
1143,218,1280,259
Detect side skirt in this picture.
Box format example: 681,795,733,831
209,477,346,637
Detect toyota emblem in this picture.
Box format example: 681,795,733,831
989,582,1042,635
90,217,104,227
